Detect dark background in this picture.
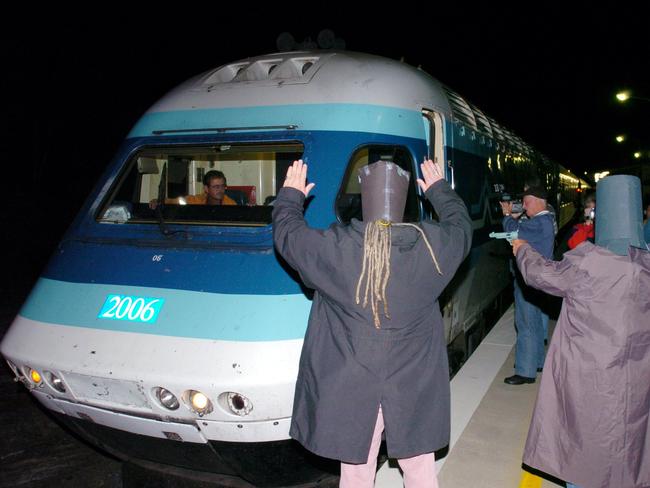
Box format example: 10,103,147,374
2,6,648,256
0,5,648,486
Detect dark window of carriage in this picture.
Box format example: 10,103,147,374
336,145,419,224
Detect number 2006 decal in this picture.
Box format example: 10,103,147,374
98,295,165,324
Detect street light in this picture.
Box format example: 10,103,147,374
634,152,642,159
615,90,650,103
616,91,630,102
616,135,626,143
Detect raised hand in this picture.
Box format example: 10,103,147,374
283,159,316,197
500,201,513,215
416,157,444,192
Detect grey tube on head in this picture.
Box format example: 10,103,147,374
359,161,410,223
595,174,649,255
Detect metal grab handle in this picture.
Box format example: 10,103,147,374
447,160,455,189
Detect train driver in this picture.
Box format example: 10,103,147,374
149,170,237,208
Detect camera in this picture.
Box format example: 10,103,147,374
501,193,523,214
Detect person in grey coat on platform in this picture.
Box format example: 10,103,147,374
272,159,472,487
512,175,650,488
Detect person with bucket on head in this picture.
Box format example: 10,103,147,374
272,158,472,487
511,174,650,488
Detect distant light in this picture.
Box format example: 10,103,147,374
616,91,631,102
634,152,642,159
584,171,588,175
616,135,626,143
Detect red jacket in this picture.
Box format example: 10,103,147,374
567,222,594,249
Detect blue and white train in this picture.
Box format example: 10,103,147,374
1,50,586,486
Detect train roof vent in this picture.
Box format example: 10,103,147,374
510,135,525,152
442,87,477,130
500,127,518,150
469,104,492,137
203,54,326,88
486,116,505,141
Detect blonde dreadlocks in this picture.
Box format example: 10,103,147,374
355,220,442,329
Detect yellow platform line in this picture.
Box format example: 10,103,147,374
519,470,542,488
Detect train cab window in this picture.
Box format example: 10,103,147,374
336,145,419,223
98,143,303,226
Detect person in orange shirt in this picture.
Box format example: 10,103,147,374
150,170,236,208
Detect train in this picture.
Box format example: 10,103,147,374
1,50,588,486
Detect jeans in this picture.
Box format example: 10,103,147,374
513,277,546,378
566,483,582,488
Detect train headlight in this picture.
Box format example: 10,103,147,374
153,387,179,410
220,392,253,416
44,371,66,393
184,390,213,416
28,368,42,385
191,391,209,410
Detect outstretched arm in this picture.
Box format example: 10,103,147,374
514,241,582,297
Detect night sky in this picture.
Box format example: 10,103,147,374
1,7,648,266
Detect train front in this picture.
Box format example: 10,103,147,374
0,51,441,486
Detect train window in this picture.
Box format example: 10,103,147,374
98,143,303,226
336,145,419,223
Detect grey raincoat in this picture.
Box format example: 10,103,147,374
272,180,472,463
517,242,650,488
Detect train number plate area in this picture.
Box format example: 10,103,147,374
64,373,151,408
98,294,164,324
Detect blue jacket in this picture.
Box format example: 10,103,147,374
503,211,555,259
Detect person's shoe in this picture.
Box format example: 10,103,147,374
504,374,536,385
537,367,543,373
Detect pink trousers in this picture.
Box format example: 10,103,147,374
339,407,439,488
